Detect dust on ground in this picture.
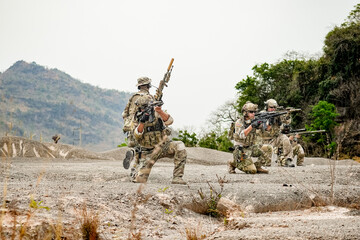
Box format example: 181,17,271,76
1,136,360,239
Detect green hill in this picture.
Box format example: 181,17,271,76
0,60,132,151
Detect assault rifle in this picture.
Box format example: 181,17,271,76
252,111,288,128
278,106,302,113
136,100,164,123
285,129,326,135
154,58,174,101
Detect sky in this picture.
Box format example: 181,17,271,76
0,0,358,134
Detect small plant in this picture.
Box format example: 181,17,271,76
186,175,225,218
29,198,50,211
118,142,127,147
158,186,169,193
164,208,173,214
223,217,228,226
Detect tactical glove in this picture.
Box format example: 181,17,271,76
251,120,262,129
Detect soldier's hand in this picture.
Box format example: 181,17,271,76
154,106,162,113
139,113,149,123
251,120,262,129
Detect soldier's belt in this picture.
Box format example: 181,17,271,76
141,147,154,153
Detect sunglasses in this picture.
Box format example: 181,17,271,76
248,111,255,113
269,106,276,109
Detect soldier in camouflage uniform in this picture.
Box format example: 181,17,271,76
288,133,305,166
122,77,155,169
260,99,294,167
227,101,271,174
130,95,187,184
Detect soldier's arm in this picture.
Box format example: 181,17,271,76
155,107,173,126
234,120,250,141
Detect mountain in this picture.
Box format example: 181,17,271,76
0,60,132,151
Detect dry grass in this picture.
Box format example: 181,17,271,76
185,175,225,218
77,204,100,240
128,184,151,240
185,226,207,240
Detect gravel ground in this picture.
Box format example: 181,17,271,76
1,142,360,239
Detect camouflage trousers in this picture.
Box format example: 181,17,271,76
228,144,272,174
292,143,305,166
266,134,293,166
130,140,187,183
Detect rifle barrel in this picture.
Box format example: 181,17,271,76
167,58,174,71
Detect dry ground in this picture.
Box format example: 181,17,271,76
1,137,360,239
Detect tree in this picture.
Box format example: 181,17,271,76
172,130,198,147
306,101,339,156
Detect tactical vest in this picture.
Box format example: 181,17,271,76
123,91,154,132
234,118,257,147
243,122,257,147
138,118,166,149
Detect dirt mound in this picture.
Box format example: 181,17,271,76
0,136,55,158
0,136,117,160
0,136,233,165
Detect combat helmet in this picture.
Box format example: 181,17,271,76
241,101,258,115
264,99,278,110
136,77,152,87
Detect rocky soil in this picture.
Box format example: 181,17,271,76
1,136,360,239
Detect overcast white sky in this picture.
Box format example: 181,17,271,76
0,0,358,133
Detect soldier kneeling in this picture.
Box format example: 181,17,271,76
228,101,271,174
130,95,187,185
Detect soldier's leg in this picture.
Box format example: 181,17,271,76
294,144,305,166
275,135,294,167
123,133,136,169
280,134,294,165
135,153,156,183
234,148,257,174
171,141,187,184
153,140,187,184
228,146,240,174
251,145,269,174
260,144,273,167
130,154,140,182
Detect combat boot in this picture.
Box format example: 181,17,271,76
284,158,295,167
171,177,187,185
123,148,135,169
227,160,236,174
256,167,269,174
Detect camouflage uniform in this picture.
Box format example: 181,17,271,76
260,99,293,167
122,77,155,144
228,102,272,174
122,77,155,169
289,135,305,166
131,96,186,184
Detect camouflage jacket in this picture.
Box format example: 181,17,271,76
233,117,262,147
133,112,173,149
122,89,154,132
